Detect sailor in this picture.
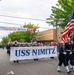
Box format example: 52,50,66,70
57,41,71,74
65,38,74,71
13,41,19,63
72,42,74,61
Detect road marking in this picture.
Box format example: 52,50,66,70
7,71,14,75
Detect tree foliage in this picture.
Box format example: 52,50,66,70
1,36,10,44
23,22,39,32
46,0,74,29
23,22,39,38
8,23,39,42
8,31,25,42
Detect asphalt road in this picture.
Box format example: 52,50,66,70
0,48,74,75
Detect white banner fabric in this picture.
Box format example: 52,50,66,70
10,46,57,61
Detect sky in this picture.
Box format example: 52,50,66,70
0,0,58,41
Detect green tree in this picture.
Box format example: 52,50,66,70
23,22,39,38
8,23,39,42
46,0,74,29
1,36,10,44
8,31,25,42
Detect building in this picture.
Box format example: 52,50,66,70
36,29,63,43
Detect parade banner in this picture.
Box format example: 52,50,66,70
10,46,57,61
0,26,34,32
0,26,27,31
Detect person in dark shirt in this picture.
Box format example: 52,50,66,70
72,43,74,62
65,38,74,71
6,42,13,55
13,41,19,63
57,41,71,74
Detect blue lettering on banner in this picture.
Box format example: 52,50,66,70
32,48,56,56
15,50,20,57
15,47,56,57
32,49,37,56
15,50,30,57
26,50,30,56
21,50,25,56
51,48,55,54
39,49,46,55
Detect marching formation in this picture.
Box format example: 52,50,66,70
5,37,74,74
57,38,74,74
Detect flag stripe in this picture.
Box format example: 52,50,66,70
62,19,74,42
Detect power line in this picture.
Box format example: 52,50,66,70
0,21,22,26
0,0,57,22
0,14,49,22
0,21,51,29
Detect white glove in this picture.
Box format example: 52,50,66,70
70,52,72,55
63,52,66,55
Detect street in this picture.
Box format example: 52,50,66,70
0,48,74,75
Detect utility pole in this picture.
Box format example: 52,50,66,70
56,21,58,42
33,25,38,38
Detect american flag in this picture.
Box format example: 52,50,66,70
62,10,74,42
